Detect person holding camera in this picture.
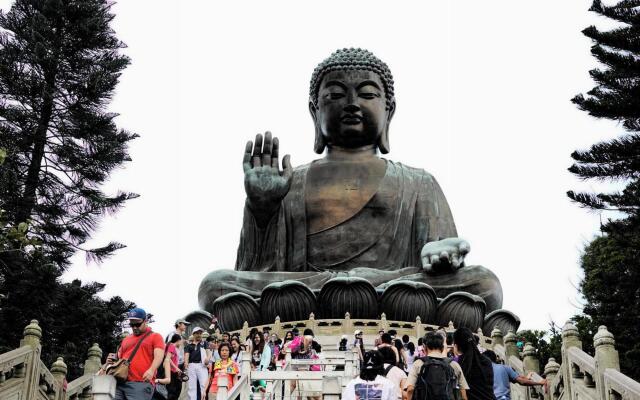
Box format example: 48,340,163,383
106,308,165,400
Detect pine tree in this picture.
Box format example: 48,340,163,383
569,0,640,380
0,247,133,379
0,0,138,267
568,0,640,218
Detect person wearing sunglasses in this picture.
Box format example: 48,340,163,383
109,307,165,400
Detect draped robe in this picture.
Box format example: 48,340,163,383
199,160,502,312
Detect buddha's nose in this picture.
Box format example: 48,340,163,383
343,103,360,113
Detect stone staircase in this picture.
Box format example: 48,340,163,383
2,317,640,400
0,320,103,400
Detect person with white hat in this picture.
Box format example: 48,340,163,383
184,327,211,400
166,319,191,368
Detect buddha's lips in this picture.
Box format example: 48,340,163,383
341,115,362,124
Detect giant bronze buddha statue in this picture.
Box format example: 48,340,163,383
194,48,519,334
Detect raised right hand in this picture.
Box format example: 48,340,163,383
243,132,293,217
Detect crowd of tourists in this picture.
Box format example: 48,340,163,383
103,308,547,400
343,328,547,400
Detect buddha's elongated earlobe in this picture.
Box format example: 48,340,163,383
310,100,326,154
378,99,396,154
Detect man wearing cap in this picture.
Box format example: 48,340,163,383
111,308,165,400
183,327,211,400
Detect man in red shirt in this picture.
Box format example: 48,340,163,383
112,307,165,400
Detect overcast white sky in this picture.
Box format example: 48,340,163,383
1,0,625,335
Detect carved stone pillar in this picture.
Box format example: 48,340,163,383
50,357,67,400
561,321,582,399
84,343,103,375
594,325,620,400
491,327,504,349
504,330,519,361
543,358,560,400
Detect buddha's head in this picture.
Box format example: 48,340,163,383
309,48,396,154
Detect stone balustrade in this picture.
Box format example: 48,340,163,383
0,320,105,400
490,322,640,400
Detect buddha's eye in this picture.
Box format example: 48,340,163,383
358,92,380,100
329,92,345,100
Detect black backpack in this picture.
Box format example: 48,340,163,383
411,357,457,400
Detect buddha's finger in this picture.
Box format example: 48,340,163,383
243,141,253,172
423,262,433,272
430,254,440,266
459,241,470,255
439,251,450,263
451,254,460,268
252,133,263,167
271,137,280,169
282,154,293,180
262,131,272,167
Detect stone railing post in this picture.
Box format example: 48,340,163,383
240,351,252,400
84,343,103,375
344,347,355,378
344,312,353,334
241,321,249,340
561,321,582,399
491,328,504,349
380,313,389,332
92,375,116,400
216,375,228,400
241,350,252,376
504,330,519,361
50,357,67,400
19,320,43,400
416,316,424,340
523,342,541,374
543,358,560,400
322,376,342,400
594,326,620,400
274,316,282,338
523,342,541,399
309,313,318,333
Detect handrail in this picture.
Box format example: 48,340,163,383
567,347,596,376
66,374,93,397
38,359,55,388
603,368,640,400
551,372,563,396
225,374,248,400
252,370,351,381
508,355,524,375
0,346,31,373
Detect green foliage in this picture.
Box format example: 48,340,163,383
0,0,138,268
0,247,134,379
0,0,138,380
517,322,562,370
570,1,640,381
568,0,640,213
579,232,640,379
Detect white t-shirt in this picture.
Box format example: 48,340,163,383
383,364,407,399
342,375,399,400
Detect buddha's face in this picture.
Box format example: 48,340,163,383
311,69,394,150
